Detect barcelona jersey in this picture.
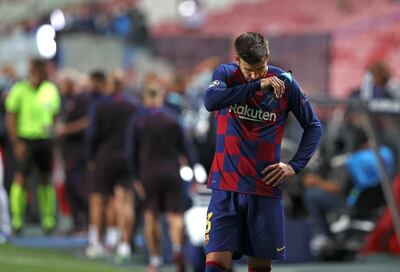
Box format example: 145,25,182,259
204,63,322,198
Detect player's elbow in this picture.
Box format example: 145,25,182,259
316,122,323,138
204,92,218,112
204,99,215,112
313,124,323,145
311,123,323,141
304,121,323,140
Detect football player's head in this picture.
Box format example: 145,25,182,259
234,32,269,81
29,58,47,87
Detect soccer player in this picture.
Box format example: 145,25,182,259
203,32,322,272
126,83,194,272
85,71,138,259
6,58,60,235
56,72,89,235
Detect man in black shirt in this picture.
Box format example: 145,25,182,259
86,72,138,259
127,83,194,272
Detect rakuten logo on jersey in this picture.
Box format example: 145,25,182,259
229,104,277,122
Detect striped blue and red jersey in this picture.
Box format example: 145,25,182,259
204,63,322,198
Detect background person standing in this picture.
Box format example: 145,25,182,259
5,58,61,235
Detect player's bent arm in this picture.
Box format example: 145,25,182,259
287,79,323,173
260,76,286,98
288,124,322,173
204,64,261,111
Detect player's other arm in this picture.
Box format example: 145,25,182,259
5,83,28,160
204,64,261,111
287,79,323,174
262,79,322,186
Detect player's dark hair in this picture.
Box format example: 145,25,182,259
30,58,46,70
29,58,48,84
234,32,269,64
90,70,106,83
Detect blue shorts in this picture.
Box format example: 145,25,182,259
204,190,285,260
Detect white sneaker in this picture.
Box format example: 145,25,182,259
116,243,131,258
104,227,120,250
113,243,131,264
149,255,163,268
85,244,107,259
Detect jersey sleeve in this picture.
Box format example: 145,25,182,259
287,79,323,173
5,82,22,113
204,64,261,111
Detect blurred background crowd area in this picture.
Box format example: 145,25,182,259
1,0,400,267
1,0,400,97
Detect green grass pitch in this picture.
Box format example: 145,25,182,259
0,244,143,272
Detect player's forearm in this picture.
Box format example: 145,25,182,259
5,112,19,144
204,80,261,111
63,117,89,135
288,124,323,173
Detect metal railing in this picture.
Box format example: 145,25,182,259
311,96,400,245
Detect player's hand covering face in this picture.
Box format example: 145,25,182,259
260,76,285,99
238,58,285,98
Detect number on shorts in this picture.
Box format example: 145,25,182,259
205,212,213,245
205,212,213,234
